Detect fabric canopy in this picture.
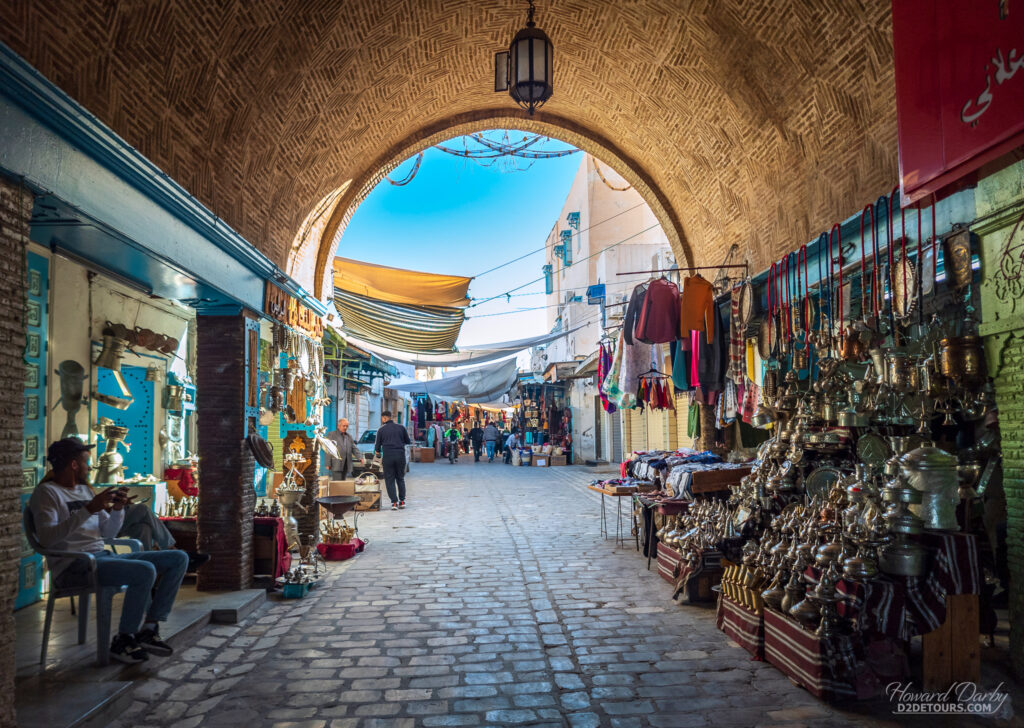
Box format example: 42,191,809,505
334,288,465,353
387,358,518,400
333,257,471,308
332,326,585,367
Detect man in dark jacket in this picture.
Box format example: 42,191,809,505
373,413,411,510
482,423,501,462
468,424,485,462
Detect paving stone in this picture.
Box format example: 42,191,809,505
555,672,586,690
100,464,902,728
484,709,538,723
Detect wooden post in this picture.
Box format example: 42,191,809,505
922,593,980,690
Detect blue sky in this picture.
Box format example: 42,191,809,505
338,131,583,347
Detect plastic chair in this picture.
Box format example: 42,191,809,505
22,508,142,669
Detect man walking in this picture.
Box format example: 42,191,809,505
482,422,501,462
324,418,363,480
468,423,485,462
374,412,411,510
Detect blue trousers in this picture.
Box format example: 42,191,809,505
485,442,496,460
95,550,188,635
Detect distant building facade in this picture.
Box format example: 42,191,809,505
530,154,691,464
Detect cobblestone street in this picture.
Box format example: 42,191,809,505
111,461,907,728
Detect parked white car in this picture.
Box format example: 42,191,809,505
353,429,410,473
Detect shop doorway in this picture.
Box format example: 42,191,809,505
609,411,623,464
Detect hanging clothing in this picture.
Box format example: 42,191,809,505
617,338,653,410
690,330,701,390
598,343,618,413
635,278,680,344
622,282,649,345
680,275,715,342
688,400,701,440
602,331,627,406
670,340,690,391
727,286,745,383
697,305,726,393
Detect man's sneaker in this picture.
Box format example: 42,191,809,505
110,634,149,664
399,501,406,509
391,503,399,510
136,626,173,656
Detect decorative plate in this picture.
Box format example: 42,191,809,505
805,466,842,500
856,432,892,469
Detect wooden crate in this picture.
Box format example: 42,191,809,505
764,608,858,701
549,455,567,466
690,467,752,495
419,447,435,463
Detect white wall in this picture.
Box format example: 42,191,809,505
43,247,195,477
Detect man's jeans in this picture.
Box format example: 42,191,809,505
485,442,496,461
381,450,407,505
95,550,189,635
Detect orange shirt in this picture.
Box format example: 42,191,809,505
680,275,715,343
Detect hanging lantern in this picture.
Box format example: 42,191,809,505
494,0,553,115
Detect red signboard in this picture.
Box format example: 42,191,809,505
893,1,1024,204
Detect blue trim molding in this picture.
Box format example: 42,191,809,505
0,43,325,316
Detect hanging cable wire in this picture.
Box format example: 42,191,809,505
470,223,662,307
385,153,424,186
473,202,646,278
593,159,631,191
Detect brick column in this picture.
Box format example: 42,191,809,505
0,178,30,726
991,334,1024,677
195,314,256,591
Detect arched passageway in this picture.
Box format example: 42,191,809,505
290,113,692,300
1,0,897,293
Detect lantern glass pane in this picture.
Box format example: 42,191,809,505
547,42,553,87
533,38,546,82
516,39,530,84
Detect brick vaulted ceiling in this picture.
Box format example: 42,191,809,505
0,0,897,297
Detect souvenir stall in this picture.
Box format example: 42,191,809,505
514,379,571,463
606,192,1003,700
15,242,201,608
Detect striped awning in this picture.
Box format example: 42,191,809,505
333,288,465,353
333,257,471,308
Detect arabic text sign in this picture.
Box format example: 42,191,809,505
893,1,1024,204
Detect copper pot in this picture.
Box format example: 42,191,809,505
839,333,863,362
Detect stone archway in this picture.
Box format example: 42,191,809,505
295,110,693,302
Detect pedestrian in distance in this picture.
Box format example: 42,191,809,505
444,424,461,463
469,423,485,462
482,422,500,462
503,430,520,464
374,412,411,510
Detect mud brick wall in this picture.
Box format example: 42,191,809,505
196,314,255,591
0,177,30,726
992,334,1024,676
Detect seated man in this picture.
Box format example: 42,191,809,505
29,438,189,664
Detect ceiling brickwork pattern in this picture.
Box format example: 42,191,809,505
0,0,897,289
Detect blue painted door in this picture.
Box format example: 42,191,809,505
95,366,155,481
